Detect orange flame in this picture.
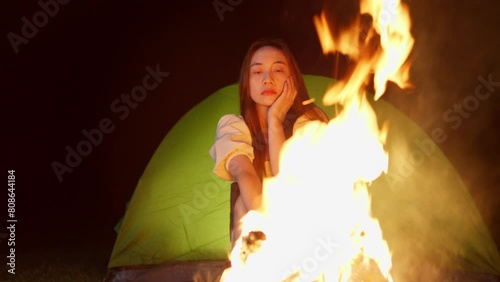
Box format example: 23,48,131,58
221,0,414,280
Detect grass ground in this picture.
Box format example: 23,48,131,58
0,244,111,282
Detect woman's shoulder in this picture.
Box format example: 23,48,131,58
217,114,244,126
295,114,310,124
293,113,326,133
293,114,311,131
210,114,253,181
215,114,250,136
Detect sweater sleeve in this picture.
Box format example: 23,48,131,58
209,114,254,181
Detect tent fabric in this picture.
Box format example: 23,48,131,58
108,75,499,277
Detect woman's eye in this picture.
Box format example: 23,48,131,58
274,69,283,72
252,70,262,74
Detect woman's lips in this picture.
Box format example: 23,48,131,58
261,89,277,95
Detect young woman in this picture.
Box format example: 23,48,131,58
209,38,329,244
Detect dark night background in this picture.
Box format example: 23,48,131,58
3,0,500,279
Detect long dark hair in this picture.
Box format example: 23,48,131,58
239,38,329,179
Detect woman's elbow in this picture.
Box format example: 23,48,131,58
228,155,255,180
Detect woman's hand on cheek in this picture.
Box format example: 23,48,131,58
267,76,297,128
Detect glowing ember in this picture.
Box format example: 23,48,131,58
221,0,414,281
302,98,316,105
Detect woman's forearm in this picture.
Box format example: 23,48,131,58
267,118,286,176
228,155,263,211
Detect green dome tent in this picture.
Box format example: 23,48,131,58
107,75,499,281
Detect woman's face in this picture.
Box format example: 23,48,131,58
249,46,291,108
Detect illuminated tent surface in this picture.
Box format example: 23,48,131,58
108,75,500,279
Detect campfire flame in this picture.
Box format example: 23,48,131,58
220,0,414,281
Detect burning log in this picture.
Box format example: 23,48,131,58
239,231,267,264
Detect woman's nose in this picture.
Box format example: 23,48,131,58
262,72,274,84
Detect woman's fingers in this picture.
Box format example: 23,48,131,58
288,76,297,100
280,77,295,102
269,77,296,123
282,76,288,94
282,76,297,107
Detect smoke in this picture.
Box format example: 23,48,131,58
406,0,500,249
320,0,500,278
